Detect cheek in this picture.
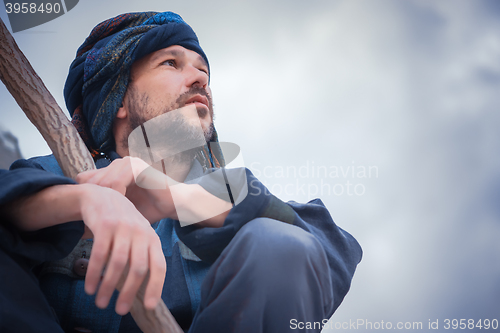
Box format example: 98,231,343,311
206,86,213,103
147,73,184,99
145,84,178,111
200,113,213,132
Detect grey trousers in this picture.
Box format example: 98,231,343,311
188,218,334,333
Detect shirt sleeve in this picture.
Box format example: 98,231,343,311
0,166,84,268
174,167,362,310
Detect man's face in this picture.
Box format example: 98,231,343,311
120,45,214,147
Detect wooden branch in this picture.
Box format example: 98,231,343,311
0,21,93,178
0,17,182,333
117,267,184,333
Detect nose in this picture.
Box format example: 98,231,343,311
184,64,209,89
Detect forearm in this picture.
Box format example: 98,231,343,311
1,165,166,314
170,183,231,228
125,180,230,227
75,156,232,227
3,183,90,232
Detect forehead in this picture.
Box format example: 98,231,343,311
132,45,207,71
129,45,208,81
150,45,207,65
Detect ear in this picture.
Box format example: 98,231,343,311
116,102,128,119
112,101,130,157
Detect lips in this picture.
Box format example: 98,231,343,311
185,95,209,110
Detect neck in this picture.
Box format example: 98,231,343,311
114,123,195,183
159,154,194,183
116,144,129,160
117,145,195,183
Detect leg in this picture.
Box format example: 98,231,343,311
0,249,64,333
189,218,333,333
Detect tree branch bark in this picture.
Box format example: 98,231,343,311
0,17,182,333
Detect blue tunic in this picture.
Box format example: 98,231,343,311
3,154,362,332
0,168,83,333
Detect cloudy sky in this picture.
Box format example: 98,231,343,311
1,0,499,331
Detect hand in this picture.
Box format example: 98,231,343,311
78,184,166,315
77,156,232,228
170,183,232,228
77,157,177,223
1,181,166,315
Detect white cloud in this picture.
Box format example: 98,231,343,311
1,0,499,328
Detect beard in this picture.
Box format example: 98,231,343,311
120,85,215,173
125,85,215,142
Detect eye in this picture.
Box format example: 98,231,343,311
199,68,209,75
162,59,177,67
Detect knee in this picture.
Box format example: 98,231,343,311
236,218,328,273
231,218,333,312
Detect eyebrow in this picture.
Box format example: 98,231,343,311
151,48,208,69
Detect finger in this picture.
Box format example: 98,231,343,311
115,232,149,315
110,163,136,194
85,231,112,295
98,172,127,195
143,235,167,309
86,169,111,186
76,169,101,184
81,225,94,239
95,233,131,309
96,161,134,195
81,159,125,187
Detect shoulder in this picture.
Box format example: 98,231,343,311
9,154,64,176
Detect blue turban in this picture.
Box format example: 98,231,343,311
64,12,219,165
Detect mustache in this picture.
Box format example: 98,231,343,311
175,86,212,109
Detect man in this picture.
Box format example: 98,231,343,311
0,11,362,333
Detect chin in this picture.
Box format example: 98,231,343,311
202,119,215,142
192,105,213,141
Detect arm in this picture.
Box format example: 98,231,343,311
5,183,88,232
1,169,166,316
76,156,231,227
174,168,363,314
0,167,83,266
78,158,362,311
